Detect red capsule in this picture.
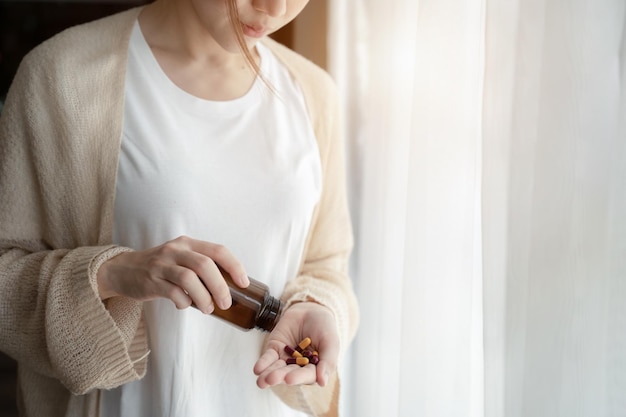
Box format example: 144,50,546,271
284,337,319,366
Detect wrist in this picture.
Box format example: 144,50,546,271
96,255,121,301
287,299,335,318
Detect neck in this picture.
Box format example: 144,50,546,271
139,0,252,70
136,1,260,100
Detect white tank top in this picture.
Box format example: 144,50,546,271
100,21,321,417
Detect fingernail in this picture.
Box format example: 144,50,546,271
203,302,215,315
218,297,232,310
240,273,250,287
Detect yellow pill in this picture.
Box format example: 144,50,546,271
298,337,312,350
296,357,310,366
292,350,303,358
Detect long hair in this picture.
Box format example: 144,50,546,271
225,0,262,76
225,0,276,93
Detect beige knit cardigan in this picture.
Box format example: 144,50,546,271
0,7,358,417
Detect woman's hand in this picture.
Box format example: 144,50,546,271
254,302,339,388
96,236,249,314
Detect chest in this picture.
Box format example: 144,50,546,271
115,100,321,227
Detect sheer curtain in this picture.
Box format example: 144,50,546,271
328,1,626,416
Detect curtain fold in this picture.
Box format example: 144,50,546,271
482,1,626,416
329,0,626,416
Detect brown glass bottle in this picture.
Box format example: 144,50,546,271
201,267,283,332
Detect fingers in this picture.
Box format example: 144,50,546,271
283,364,318,386
253,302,341,388
160,276,194,310
159,236,250,311
253,348,280,375
310,333,338,387
99,236,248,312
184,239,249,288
254,349,317,388
170,251,230,310
314,359,333,387
162,264,215,313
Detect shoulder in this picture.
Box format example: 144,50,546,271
1,7,141,151
6,7,142,118
261,38,332,80
260,37,340,147
261,37,338,102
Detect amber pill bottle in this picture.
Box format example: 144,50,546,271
208,268,283,332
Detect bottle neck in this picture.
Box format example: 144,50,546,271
256,295,283,332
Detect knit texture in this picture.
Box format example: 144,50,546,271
0,7,358,417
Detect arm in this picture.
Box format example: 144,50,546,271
0,38,148,395
255,68,359,416
280,98,358,352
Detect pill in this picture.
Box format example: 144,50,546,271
283,337,319,367
298,337,312,350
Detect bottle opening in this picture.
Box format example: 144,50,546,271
256,296,283,332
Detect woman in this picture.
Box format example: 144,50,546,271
0,0,359,416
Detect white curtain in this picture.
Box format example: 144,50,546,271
328,1,626,416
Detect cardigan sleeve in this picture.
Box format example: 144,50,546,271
0,15,148,396
280,82,359,354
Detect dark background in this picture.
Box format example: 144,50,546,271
0,1,294,414
0,0,151,106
